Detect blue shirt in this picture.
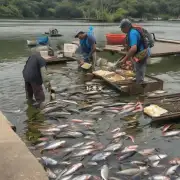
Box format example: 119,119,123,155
128,29,144,52
80,35,96,55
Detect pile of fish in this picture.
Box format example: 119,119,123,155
27,79,180,180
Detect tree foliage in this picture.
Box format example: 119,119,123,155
0,0,179,21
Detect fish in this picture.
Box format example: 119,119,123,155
62,99,78,105
113,132,126,139
104,143,123,152
47,111,71,117
41,156,58,166
39,127,61,132
91,152,111,161
84,91,99,95
62,163,83,176
72,149,95,157
87,162,98,166
42,104,64,114
169,158,180,165
106,103,127,107
61,175,73,180
111,127,121,133
56,131,83,138
56,87,68,93
56,124,69,129
67,108,80,114
59,161,72,166
138,148,156,156
121,145,138,153
154,90,166,94
118,151,136,161
72,142,85,148
147,154,167,162
41,140,66,152
72,174,92,180
46,168,57,179
88,95,102,99
105,109,119,114
101,165,109,180
163,130,180,137
89,106,104,112
148,175,170,180
125,135,135,143
35,141,47,149
166,165,179,175
62,147,75,153
162,124,173,133
116,167,147,176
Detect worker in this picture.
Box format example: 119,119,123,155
74,31,96,72
22,48,51,109
119,19,151,84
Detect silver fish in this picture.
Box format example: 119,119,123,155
104,143,123,152
40,127,61,132
61,175,73,180
56,124,69,129
46,168,57,179
72,142,85,148
148,175,170,180
130,161,146,166
147,154,167,161
72,174,92,180
78,145,94,150
113,132,126,139
87,162,98,166
166,165,179,175
62,147,75,153
35,141,47,149
92,152,111,161
101,165,109,180
84,91,99,95
62,99,78,105
111,127,121,133
42,104,64,114
47,111,71,117
107,103,127,107
163,130,180,137
116,167,147,176
89,106,104,112
72,149,95,157
138,148,156,156
63,163,83,176
41,156,58,166
42,140,66,151
105,109,119,114
59,161,71,166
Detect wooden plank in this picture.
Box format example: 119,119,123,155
104,41,180,57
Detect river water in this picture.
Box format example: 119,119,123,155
0,20,180,164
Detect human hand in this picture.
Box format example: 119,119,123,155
79,60,84,66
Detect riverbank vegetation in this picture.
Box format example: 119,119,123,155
0,0,179,21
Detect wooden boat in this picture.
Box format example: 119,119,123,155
27,40,38,46
105,34,126,45
44,28,63,37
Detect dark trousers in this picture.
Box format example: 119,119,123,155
25,82,45,104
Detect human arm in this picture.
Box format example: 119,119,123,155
73,46,85,65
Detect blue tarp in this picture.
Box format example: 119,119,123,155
37,36,49,45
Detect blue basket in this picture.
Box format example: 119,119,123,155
37,36,49,45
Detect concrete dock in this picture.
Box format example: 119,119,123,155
0,111,48,180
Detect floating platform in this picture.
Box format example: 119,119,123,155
103,38,180,57
44,56,76,65
93,72,163,96
144,93,180,122
72,41,103,52
44,32,63,37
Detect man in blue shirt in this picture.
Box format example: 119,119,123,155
74,31,96,72
119,19,150,84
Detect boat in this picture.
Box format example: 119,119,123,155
27,40,38,46
44,28,63,37
105,34,126,45
37,36,49,45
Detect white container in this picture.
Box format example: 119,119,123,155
64,43,78,58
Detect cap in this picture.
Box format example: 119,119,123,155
74,31,85,38
119,19,132,28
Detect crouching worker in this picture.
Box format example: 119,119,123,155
22,49,51,109
74,31,96,72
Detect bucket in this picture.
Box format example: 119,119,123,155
64,43,78,57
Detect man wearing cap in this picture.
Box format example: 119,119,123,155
74,31,96,72
119,19,150,84
22,48,52,108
